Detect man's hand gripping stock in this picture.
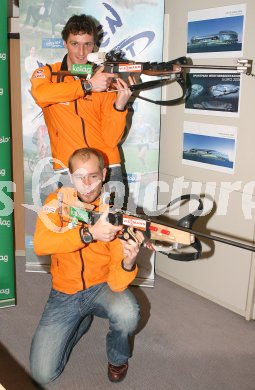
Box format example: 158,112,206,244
68,194,204,262
87,65,135,110
86,206,144,270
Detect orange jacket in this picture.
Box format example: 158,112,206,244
31,55,128,170
34,188,138,294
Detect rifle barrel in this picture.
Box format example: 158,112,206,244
155,220,255,252
180,64,249,72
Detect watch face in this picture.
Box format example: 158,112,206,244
85,82,92,93
82,227,93,243
83,232,93,243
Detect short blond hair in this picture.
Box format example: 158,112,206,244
68,148,105,173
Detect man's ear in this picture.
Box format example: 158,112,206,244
102,167,107,182
68,170,73,184
64,40,67,49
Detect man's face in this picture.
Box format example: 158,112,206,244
64,33,95,67
70,155,106,203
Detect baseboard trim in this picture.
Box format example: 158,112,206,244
15,249,25,257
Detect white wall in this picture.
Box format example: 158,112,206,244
156,0,255,319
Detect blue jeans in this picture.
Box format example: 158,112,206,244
30,283,140,385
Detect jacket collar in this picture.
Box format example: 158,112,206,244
61,54,68,71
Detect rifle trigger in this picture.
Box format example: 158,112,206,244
119,226,140,243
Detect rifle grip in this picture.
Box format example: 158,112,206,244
118,227,139,243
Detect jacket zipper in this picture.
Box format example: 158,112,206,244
74,100,89,146
79,249,86,290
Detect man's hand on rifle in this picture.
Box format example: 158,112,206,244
89,66,117,92
89,207,122,242
113,75,135,110
120,230,144,270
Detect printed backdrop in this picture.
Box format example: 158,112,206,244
19,0,164,286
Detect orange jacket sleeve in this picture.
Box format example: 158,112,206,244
107,240,138,292
30,65,85,108
34,193,85,256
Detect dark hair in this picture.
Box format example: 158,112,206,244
68,148,105,173
61,14,98,42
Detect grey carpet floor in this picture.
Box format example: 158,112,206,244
1,256,255,390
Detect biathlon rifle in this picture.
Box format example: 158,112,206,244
51,50,252,106
64,194,255,262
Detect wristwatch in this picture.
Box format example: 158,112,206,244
81,79,93,95
80,226,94,244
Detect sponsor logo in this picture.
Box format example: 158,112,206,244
0,88,3,96
118,64,142,72
122,216,147,230
33,69,45,79
0,52,6,61
0,218,11,228
33,74,45,79
42,206,56,214
42,38,64,49
71,64,93,75
0,255,8,262
0,136,10,144
0,169,6,177
0,288,10,295
69,206,90,223
126,173,141,183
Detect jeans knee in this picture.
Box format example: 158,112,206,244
112,301,140,334
30,356,60,385
30,366,53,385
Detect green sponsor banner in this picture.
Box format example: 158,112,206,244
71,63,93,75
69,206,91,224
0,0,16,308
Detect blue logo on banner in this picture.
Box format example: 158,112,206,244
126,173,141,183
42,38,64,49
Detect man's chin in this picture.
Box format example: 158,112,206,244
78,192,97,203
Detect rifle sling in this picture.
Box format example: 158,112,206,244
153,194,203,261
131,73,187,106
160,238,202,261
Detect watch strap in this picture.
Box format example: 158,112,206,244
80,226,94,244
81,79,93,95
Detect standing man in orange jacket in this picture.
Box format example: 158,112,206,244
30,14,134,186
30,147,143,385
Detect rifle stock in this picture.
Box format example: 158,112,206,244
148,221,194,245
